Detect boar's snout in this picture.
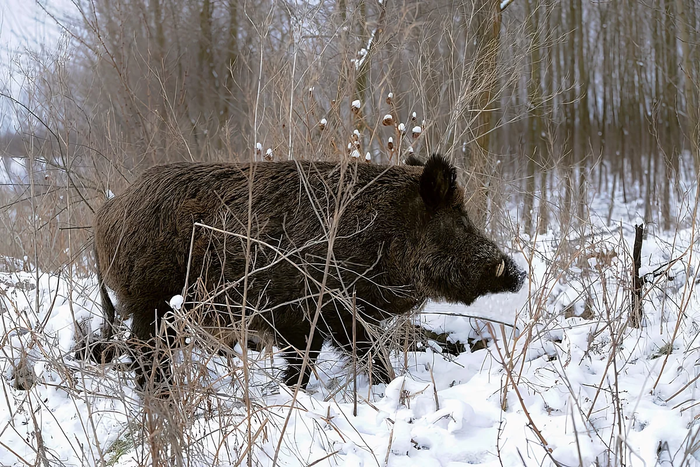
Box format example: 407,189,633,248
469,253,526,303
496,255,526,294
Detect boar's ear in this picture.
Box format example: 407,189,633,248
419,154,457,210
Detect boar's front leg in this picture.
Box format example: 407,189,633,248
129,297,178,392
332,323,393,385
278,326,324,388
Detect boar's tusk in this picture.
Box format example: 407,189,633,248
496,260,505,277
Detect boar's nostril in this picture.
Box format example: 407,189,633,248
495,259,505,278
513,268,527,292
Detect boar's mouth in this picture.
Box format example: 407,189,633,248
499,258,526,293
475,256,526,299
426,256,527,306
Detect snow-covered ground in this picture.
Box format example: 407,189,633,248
0,184,699,466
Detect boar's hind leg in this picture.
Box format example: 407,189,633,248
128,298,178,392
332,324,393,385
278,327,324,388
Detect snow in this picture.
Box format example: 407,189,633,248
0,157,28,184
354,34,374,71
170,294,184,310
500,0,515,11
1,184,700,466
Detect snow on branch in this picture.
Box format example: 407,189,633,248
500,0,516,11
352,2,387,72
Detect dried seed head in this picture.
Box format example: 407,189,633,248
319,118,327,130
365,152,371,162
255,142,262,157
264,148,273,161
387,137,394,150
382,114,394,126
412,126,422,139
351,99,361,113
386,92,393,105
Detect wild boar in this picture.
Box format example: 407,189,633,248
89,154,525,389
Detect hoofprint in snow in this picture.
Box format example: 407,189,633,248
1,218,699,466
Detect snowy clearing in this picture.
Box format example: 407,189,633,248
1,201,699,466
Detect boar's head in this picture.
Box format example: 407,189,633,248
401,154,526,306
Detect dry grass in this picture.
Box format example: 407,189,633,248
1,1,700,466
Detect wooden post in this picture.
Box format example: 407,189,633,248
630,223,644,327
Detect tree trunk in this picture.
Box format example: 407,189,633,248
575,0,589,221
676,0,699,172
468,0,502,229
219,0,240,141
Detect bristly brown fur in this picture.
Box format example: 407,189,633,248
92,155,525,389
